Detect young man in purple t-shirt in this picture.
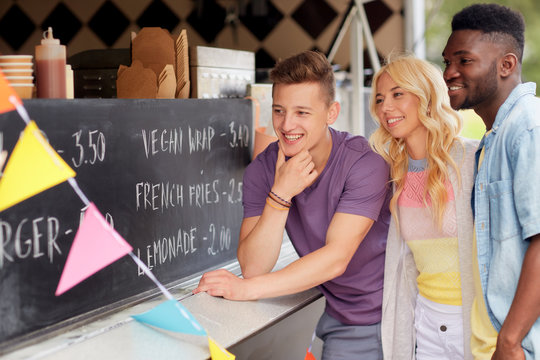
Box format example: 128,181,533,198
195,50,391,359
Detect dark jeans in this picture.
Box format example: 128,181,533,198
316,311,383,360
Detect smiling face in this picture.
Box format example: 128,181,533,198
374,72,427,158
442,30,501,112
272,82,337,161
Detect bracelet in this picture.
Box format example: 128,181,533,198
268,192,291,208
266,198,289,211
269,191,292,207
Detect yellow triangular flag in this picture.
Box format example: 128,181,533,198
0,121,76,212
208,337,235,360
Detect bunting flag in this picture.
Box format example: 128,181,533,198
0,70,21,114
55,202,132,295
0,121,76,212
132,299,206,336
304,329,317,360
208,337,236,360
304,349,317,360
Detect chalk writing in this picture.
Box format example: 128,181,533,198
206,223,232,256
136,226,198,275
227,121,249,148
135,182,184,212
79,204,114,228
226,178,243,204
0,207,115,270
135,179,228,212
71,129,106,167
141,127,183,158
188,125,215,153
188,180,220,207
0,216,61,269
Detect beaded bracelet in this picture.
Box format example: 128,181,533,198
268,192,291,208
269,191,292,207
266,198,289,211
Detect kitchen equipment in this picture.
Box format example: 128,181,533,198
189,46,255,99
68,48,130,98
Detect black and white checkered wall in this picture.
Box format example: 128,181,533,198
0,0,404,71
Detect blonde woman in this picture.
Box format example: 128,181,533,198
369,55,478,360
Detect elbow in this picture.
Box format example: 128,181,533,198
237,248,253,278
335,263,348,278
238,255,266,279
240,264,267,279
327,260,348,280
237,246,273,279
238,254,275,278
239,263,255,279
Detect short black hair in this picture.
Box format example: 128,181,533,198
452,3,525,62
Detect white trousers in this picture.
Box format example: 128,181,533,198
415,294,465,360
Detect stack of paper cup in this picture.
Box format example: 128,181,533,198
0,55,34,98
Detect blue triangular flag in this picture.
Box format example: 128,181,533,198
132,299,207,336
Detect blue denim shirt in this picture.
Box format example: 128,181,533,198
474,82,540,359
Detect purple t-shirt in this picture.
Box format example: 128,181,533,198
243,128,391,325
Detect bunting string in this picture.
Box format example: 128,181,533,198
7,86,174,302
9,95,30,124
33,128,70,169
128,251,202,336
307,329,316,353
128,252,174,301
67,177,91,206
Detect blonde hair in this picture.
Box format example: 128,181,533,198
369,54,463,229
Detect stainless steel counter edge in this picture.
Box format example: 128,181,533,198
2,240,322,360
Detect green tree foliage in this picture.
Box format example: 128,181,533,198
425,0,540,84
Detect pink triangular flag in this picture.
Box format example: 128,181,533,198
55,202,132,295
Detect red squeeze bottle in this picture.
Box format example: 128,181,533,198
35,27,66,98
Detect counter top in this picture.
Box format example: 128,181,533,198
2,241,322,360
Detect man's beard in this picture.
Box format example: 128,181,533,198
458,60,498,110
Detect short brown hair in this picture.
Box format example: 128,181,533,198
269,50,335,105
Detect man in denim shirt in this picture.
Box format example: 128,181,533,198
443,4,540,360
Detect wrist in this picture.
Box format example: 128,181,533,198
266,196,290,211
243,276,263,300
497,327,522,351
269,188,292,203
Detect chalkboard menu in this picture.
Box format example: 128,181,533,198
0,99,252,352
